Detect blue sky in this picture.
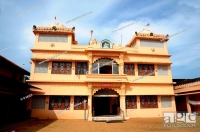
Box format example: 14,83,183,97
0,0,199,79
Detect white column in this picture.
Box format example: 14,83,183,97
87,84,93,121
120,95,126,119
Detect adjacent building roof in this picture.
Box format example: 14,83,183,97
173,77,200,86
0,74,41,94
0,55,30,75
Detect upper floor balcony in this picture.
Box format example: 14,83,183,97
30,58,173,84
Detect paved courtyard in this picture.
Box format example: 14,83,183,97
5,117,200,132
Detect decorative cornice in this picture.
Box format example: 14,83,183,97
93,88,121,95
126,32,166,47
33,26,74,34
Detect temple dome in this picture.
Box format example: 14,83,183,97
48,23,67,28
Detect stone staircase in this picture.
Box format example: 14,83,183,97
92,108,130,122
93,115,124,122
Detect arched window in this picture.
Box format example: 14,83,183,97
91,58,119,74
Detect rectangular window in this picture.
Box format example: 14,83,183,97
124,64,135,75
140,95,158,108
157,65,168,76
75,62,88,75
140,40,164,48
38,34,68,42
34,62,48,73
112,62,119,74
31,96,46,109
49,96,70,110
138,64,154,76
74,96,88,110
92,62,98,74
161,96,172,108
52,62,72,74
126,96,137,109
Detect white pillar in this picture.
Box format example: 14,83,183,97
87,84,93,121
120,95,126,119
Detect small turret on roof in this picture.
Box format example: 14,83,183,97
32,23,77,44
126,29,167,47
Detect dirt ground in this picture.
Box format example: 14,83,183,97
5,117,200,132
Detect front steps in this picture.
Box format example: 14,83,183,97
92,115,129,122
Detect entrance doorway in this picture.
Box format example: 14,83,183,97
93,97,119,116
92,88,120,116
93,97,110,116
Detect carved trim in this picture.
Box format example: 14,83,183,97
92,88,121,95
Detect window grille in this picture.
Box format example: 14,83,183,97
34,62,48,73
49,96,70,110
161,96,172,108
52,62,72,74
75,62,88,75
31,96,45,109
74,96,88,110
124,64,135,75
138,64,154,76
157,65,168,76
38,34,68,42
126,96,137,109
140,95,158,108
140,40,164,48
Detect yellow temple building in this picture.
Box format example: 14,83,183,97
27,23,176,121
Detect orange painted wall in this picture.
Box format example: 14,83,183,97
28,25,176,119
